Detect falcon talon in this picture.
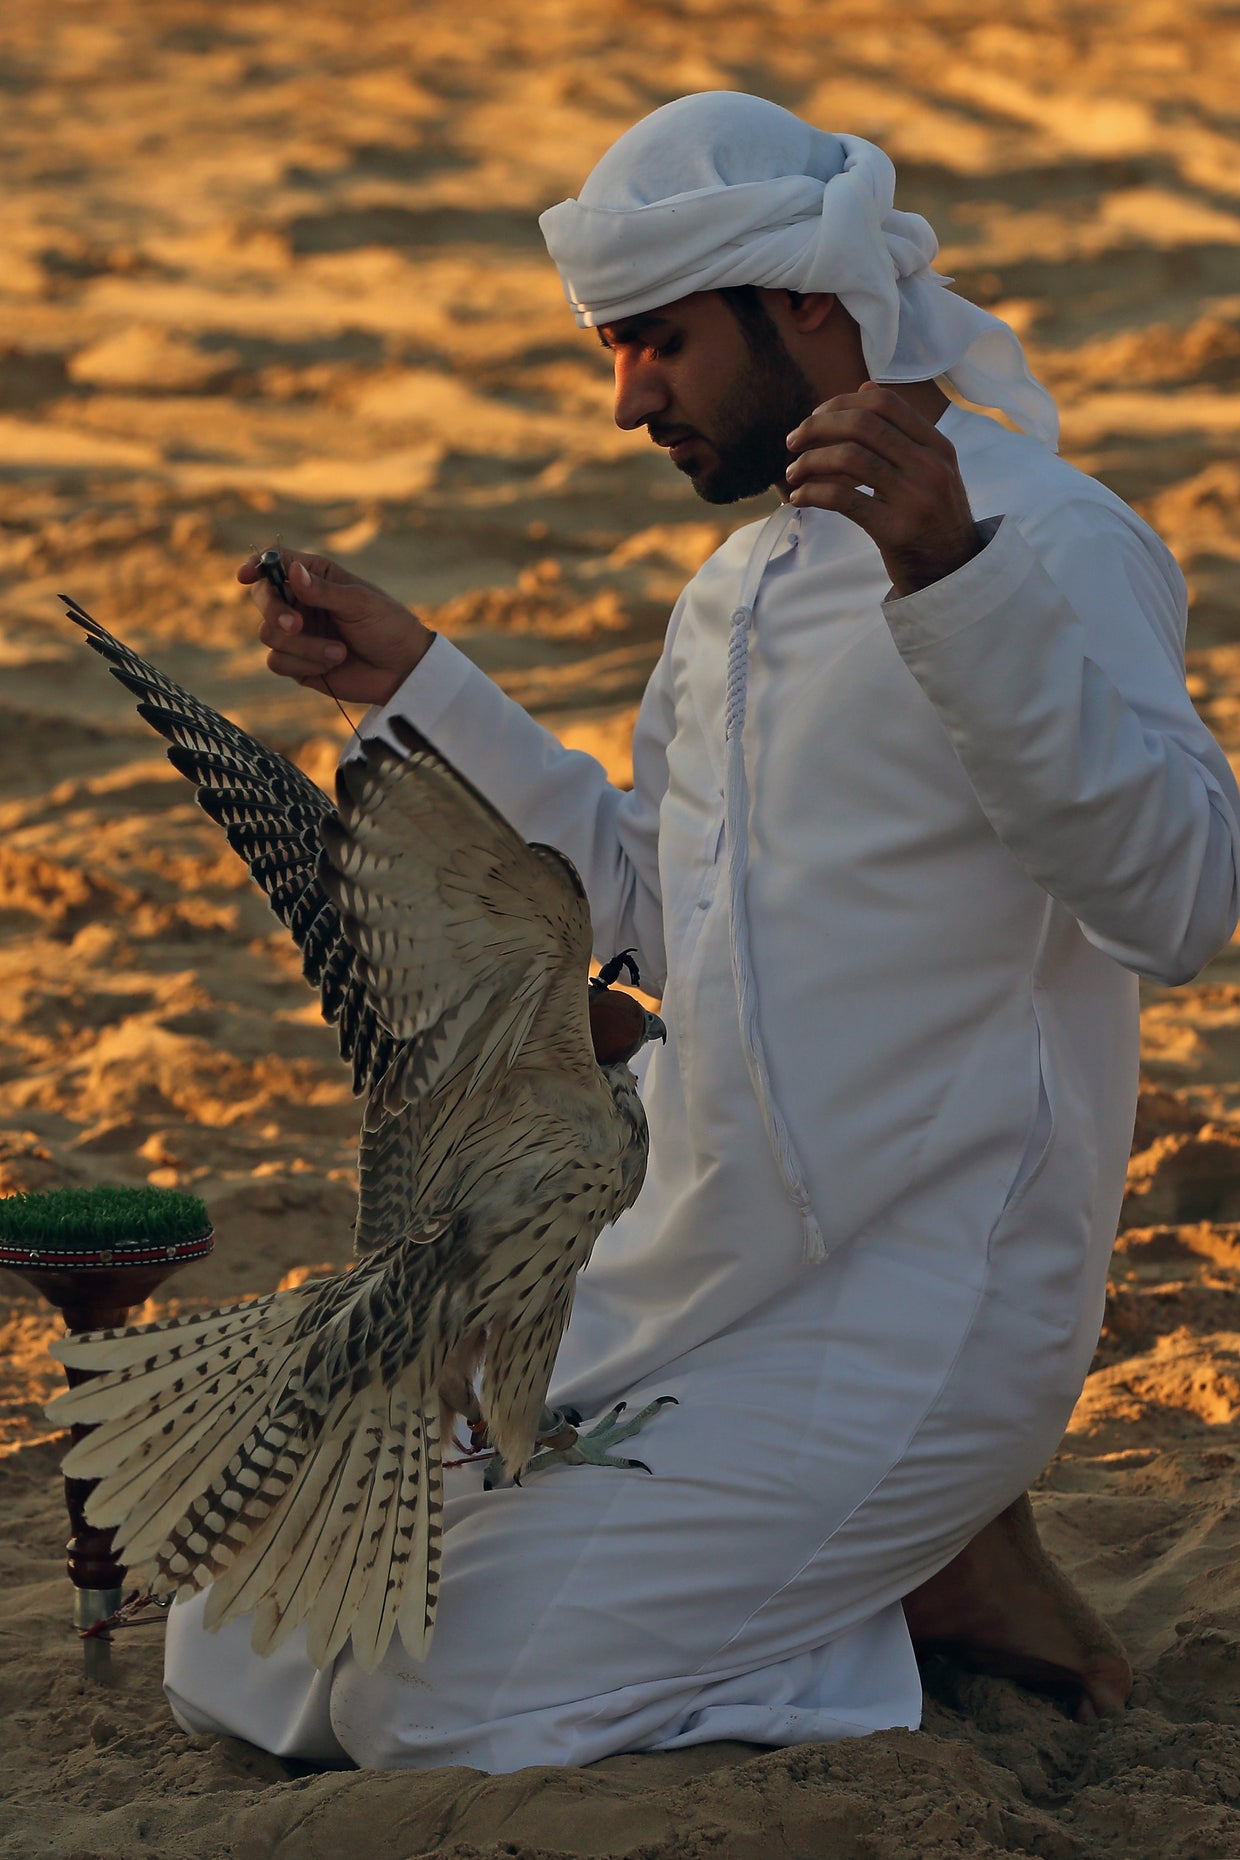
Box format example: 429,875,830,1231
483,1465,524,1491
522,1393,678,1478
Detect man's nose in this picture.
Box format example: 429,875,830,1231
612,351,669,432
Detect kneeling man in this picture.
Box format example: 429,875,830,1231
168,91,1240,1770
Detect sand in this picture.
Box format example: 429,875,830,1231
2,0,1240,1853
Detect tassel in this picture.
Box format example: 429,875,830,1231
723,516,829,1266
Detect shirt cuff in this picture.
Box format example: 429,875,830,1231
881,514,1043,653
353,632,478,750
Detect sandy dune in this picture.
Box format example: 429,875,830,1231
3,1,1240,1854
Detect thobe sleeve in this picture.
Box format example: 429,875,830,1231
346,614,681,994
881,503,1240,986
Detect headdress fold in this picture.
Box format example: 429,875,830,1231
539,92,1058,448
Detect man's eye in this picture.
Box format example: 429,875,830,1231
649,338,681,359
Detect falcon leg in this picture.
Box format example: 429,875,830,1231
524,1396,678,1477
479,1403,573,1487
441,1333,489,1460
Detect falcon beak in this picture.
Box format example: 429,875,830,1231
643,1011,667,1047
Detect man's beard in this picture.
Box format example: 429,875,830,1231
676,337,818,506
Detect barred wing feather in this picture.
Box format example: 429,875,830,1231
322,717,598,1105
59,596,396,1097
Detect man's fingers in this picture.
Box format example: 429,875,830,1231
285,556,375,624
784,419,915,505
244,569,290,627
287,636,348,668
264,637,347,679
267,651,349,688
241,544,431,704
786,476,884,531
855,380,952,445
787,408,927,481
785,438,899,500
239,549,353,609
787,385,951,459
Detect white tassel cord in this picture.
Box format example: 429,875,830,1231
723,511,828,1264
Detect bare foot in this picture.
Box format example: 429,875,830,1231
903,1493,1133,1723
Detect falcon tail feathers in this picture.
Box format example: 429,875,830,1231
46,1265,446,1671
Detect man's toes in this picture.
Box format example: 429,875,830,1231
1077,1655,1133,1722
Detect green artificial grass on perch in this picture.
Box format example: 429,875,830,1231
0,1182,214,1349
0,1184,210,1251
0,1183,216,1679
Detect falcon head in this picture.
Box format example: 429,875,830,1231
588,949,666,1067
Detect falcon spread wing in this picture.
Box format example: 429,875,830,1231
48,600,662,1671
59,596,398,1098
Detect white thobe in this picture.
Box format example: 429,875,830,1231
165,405,1240,1770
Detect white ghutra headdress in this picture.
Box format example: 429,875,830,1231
539,90,1058,449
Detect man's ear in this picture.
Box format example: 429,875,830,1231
786,291,837,332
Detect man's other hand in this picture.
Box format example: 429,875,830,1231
240,551,435,708
784,384,985,598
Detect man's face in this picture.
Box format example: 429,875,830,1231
599,292,818,505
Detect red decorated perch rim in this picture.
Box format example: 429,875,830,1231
0,1229,215,1271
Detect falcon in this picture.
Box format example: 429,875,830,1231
46,598,667,1672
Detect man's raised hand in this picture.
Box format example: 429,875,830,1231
784,384,984,599
240,550,435,708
